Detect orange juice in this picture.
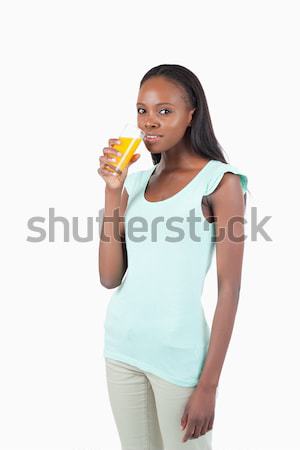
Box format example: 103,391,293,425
105,136,142,174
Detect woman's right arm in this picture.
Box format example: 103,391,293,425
97,138,140,289
99,185,128,289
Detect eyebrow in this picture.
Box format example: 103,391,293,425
136,102,175,106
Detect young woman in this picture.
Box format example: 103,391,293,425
98,64,248,450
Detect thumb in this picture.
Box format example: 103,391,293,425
128,153,141,166
181,412,188,430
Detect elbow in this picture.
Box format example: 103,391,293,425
99,262,127,289
99,278,120,289
99,275,121,289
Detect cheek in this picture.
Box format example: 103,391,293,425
166,115,188,133
165,118,188,140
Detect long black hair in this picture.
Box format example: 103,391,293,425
139,64,228,165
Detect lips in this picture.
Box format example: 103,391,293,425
144,134,163,143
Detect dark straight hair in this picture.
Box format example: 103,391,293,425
139,64,228,166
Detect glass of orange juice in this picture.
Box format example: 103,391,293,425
105,123,145,174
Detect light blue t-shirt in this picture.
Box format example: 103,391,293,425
103,159,248,387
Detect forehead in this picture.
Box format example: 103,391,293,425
137,77,186,105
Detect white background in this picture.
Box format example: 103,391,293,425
0,1,299,449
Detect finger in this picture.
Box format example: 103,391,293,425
100,158,118,171
199,419,210,436
192,424,201,439
207,415,214,431
97,167,117,177
100,154,116,162
100,156,118,167
108,138,121,147
103,165,119,175
182,422,196,443
103,147,122,157
100,162,119,175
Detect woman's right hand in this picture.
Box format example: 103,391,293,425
98,138,141,190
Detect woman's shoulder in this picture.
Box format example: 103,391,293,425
205,159,248,196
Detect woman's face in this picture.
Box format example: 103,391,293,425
136,76,195,154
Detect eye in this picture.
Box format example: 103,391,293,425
137,108,172,115
160,108,171,115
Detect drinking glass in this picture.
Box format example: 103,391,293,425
105,123,145,174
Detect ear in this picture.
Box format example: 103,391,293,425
188,108,196,126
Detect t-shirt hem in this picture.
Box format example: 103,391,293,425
103,350,198,388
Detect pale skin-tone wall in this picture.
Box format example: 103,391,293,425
98,76,246,442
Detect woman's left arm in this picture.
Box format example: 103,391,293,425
181,172,246,442
198,171,246,390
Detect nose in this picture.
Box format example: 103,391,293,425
144,119,160,130
138,110,160,130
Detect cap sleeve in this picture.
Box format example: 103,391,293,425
205,162,248,196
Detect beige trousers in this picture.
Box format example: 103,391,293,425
105,357,214,450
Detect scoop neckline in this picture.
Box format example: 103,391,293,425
143,159,215,204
